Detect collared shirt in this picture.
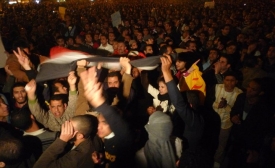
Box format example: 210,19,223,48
24,128,46,136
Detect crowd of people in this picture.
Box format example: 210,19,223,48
1,0,275,168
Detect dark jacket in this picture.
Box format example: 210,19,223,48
33,138,95,168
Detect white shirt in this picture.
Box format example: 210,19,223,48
98,43,114,54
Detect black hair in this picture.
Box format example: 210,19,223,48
72,115,98,138
12,82,26,93
49,94,66,104
107,71,122,82
12,39,29,51
0,138,22,165
10,108,32,131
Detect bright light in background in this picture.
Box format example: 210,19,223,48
8,1,17,4
36,0,40,3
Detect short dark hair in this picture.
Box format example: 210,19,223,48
12,82,26,93
185,90,200,110
223,71,237,80
50,94,66,104
100,34,108,40
107,71,122,81
177,52,197,70
220,55,232,66
72,115,98,138
10,108,32,131
0,138,22,165
12,39,29,51
51,80,68,94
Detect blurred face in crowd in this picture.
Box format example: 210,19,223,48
187,42,197,51
143,28,149,36
158,81,168,95
67,37,74,46
50,100,67,118
97,114,112,138
100,36,108,46
117,42,127,54
13,86,27,105
85,34,93,43
209,50,219,62
108,33,115,41
267,46,275,59
246,81,262,98
176,60,186,72
131,67,140,79
0,98,9,121
208,27,215,36
130,42,138,50
56,38,65,47
223,76,237,92
137,32,143,41
222,26,230,36
226,45,237,55
54,82,68,94
144,45,153,55
219,57,230,72
107,76,120,88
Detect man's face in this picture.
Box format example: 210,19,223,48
108,33,115,41
57,39,65,47
67,38,74,46
100,36,108,45
176,60,186,72
164,23,171,31
223,76,237,92
226,45,236,55
219,57,230,72
208,27,215,36
143,28,149,35
131,68,139,78
49,100,67,118
117,42,126,54
267,46,275,59
0,98,9,118
137,33,143,41
187,43,197,51
222,26,230,36
246,81,262,98
97,114,112,138
107,76,120,88
209,50,218,62
130,42,138,50
13,86,27,105
85,34,92,43
54,83,67,94
144,46,153,55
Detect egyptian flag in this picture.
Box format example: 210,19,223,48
35,50,162,82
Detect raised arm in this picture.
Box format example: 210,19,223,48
63,71,78,117
26,80,49,126
161,55,196,122
120,57,134,99
80,66,129,138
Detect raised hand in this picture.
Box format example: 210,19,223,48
13,47,31,70
80,66,105,108
119,57,131,75
187,59,200,73
67,71,77,91
25,79,37,100
231,114,241,124
161,54,172,72
218,97,227,108
59,121,78,142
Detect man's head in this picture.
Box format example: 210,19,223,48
52,80,68,95
144,44,154,55
85,33,93,43
223,71,238,92
226,42,237,55
0,97,8,122
218,55,232,73
246,78,264,99
49,94,67,118
71,115,98,140
176,52,194,72
100,34,108,46
129,40,138,50
56,36,65,47
12,82,27,106
221,24,230,36
0,138,22,168
75,35,85,44
107,72,121,88
108,32,116,42
185,41,197,51
117,42,127,55
10,108,33,131
12,39,30,55
66,36,75,46
209,49,219,62
97,113,112,138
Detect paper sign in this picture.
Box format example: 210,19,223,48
111,11,121,28
204,2,215,8
59,7,66,20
